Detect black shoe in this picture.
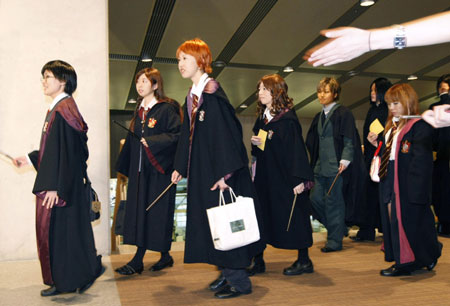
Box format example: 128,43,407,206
40,286,62,297
380,265,411,277
40,286,75,297
149,256,174,271
208,274,227,291
79,265,106,294
437,223,450,237
350,236,375,242
426,260,438,271
283,260,314,276
321,246,341,253
214,285,251,299
115,264,143,275
246,262,265,276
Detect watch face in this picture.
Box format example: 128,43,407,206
394,37,406,49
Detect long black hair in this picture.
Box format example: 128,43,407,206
370,77,392,104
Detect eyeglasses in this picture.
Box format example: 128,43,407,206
40,75,55,82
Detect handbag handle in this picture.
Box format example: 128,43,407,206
218,188,237,207
373,141,383,157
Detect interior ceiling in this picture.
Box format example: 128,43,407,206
109,0,450,119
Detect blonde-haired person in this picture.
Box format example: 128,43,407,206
171,38,264,299
367,83,442,276
115,67,182,275
306,77,365,253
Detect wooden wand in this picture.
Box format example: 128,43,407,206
286,193,298,231
146,182,175,211
327,171,342,196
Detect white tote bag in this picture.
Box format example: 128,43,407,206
206,188,260,251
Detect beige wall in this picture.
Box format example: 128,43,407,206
0,0,110,261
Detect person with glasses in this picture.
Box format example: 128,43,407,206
13,60,104,296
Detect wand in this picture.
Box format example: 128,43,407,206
146,182,175,211
327,172,342,196
112,120,140,140
286,193,298,231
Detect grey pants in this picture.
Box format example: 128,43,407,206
310,175,346,250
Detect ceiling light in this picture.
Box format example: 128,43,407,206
141,57,152,62
360,0,375,7
407,75,418,81
283,66,294,73
213,60,226,67
239,104,248,109
128,99,137,104
348,70,358,76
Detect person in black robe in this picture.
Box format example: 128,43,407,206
306,77,366,252
115,68,181,275
14,60,103,296
248,74,314,276
429,74,450,236
369,83,442,276
171,38,265,299
351,78,391,242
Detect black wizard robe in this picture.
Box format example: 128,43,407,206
29,97,102,292
173,80,265,269
116,100,181,252
305,105,367,226
429,94,450,224
358,101,388,229
380,119,441,267
252,109,314,249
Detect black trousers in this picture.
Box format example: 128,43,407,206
220,267,251,292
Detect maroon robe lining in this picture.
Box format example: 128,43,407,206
34,97,87,285
393,118,420,264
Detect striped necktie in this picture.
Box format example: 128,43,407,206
379,124,397,180
189,94,199,142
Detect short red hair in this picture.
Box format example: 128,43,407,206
176,38,212,74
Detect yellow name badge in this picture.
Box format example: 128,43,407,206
369,119,384,135
257,129,268,151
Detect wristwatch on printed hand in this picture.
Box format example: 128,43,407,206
393,24,406,49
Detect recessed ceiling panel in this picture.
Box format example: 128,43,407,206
152,63,192,105
296,101,322,120
109,0,155,55
232,0,356,66
364,44,450,75
109,60,139,109
285,72,340,106
240,102,258,116
407,80,437,99
299,51,378,72
217,67,277,107
156,0,257,59
425,61,450,78
351,0,450,29
340,76,378,108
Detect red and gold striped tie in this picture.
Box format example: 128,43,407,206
379,124,397,179
189,94,199,142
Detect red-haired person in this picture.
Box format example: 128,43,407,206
249,74,315,276
14,60,104,296
367,83,442,276
171,38,264,299
115,68,182,275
